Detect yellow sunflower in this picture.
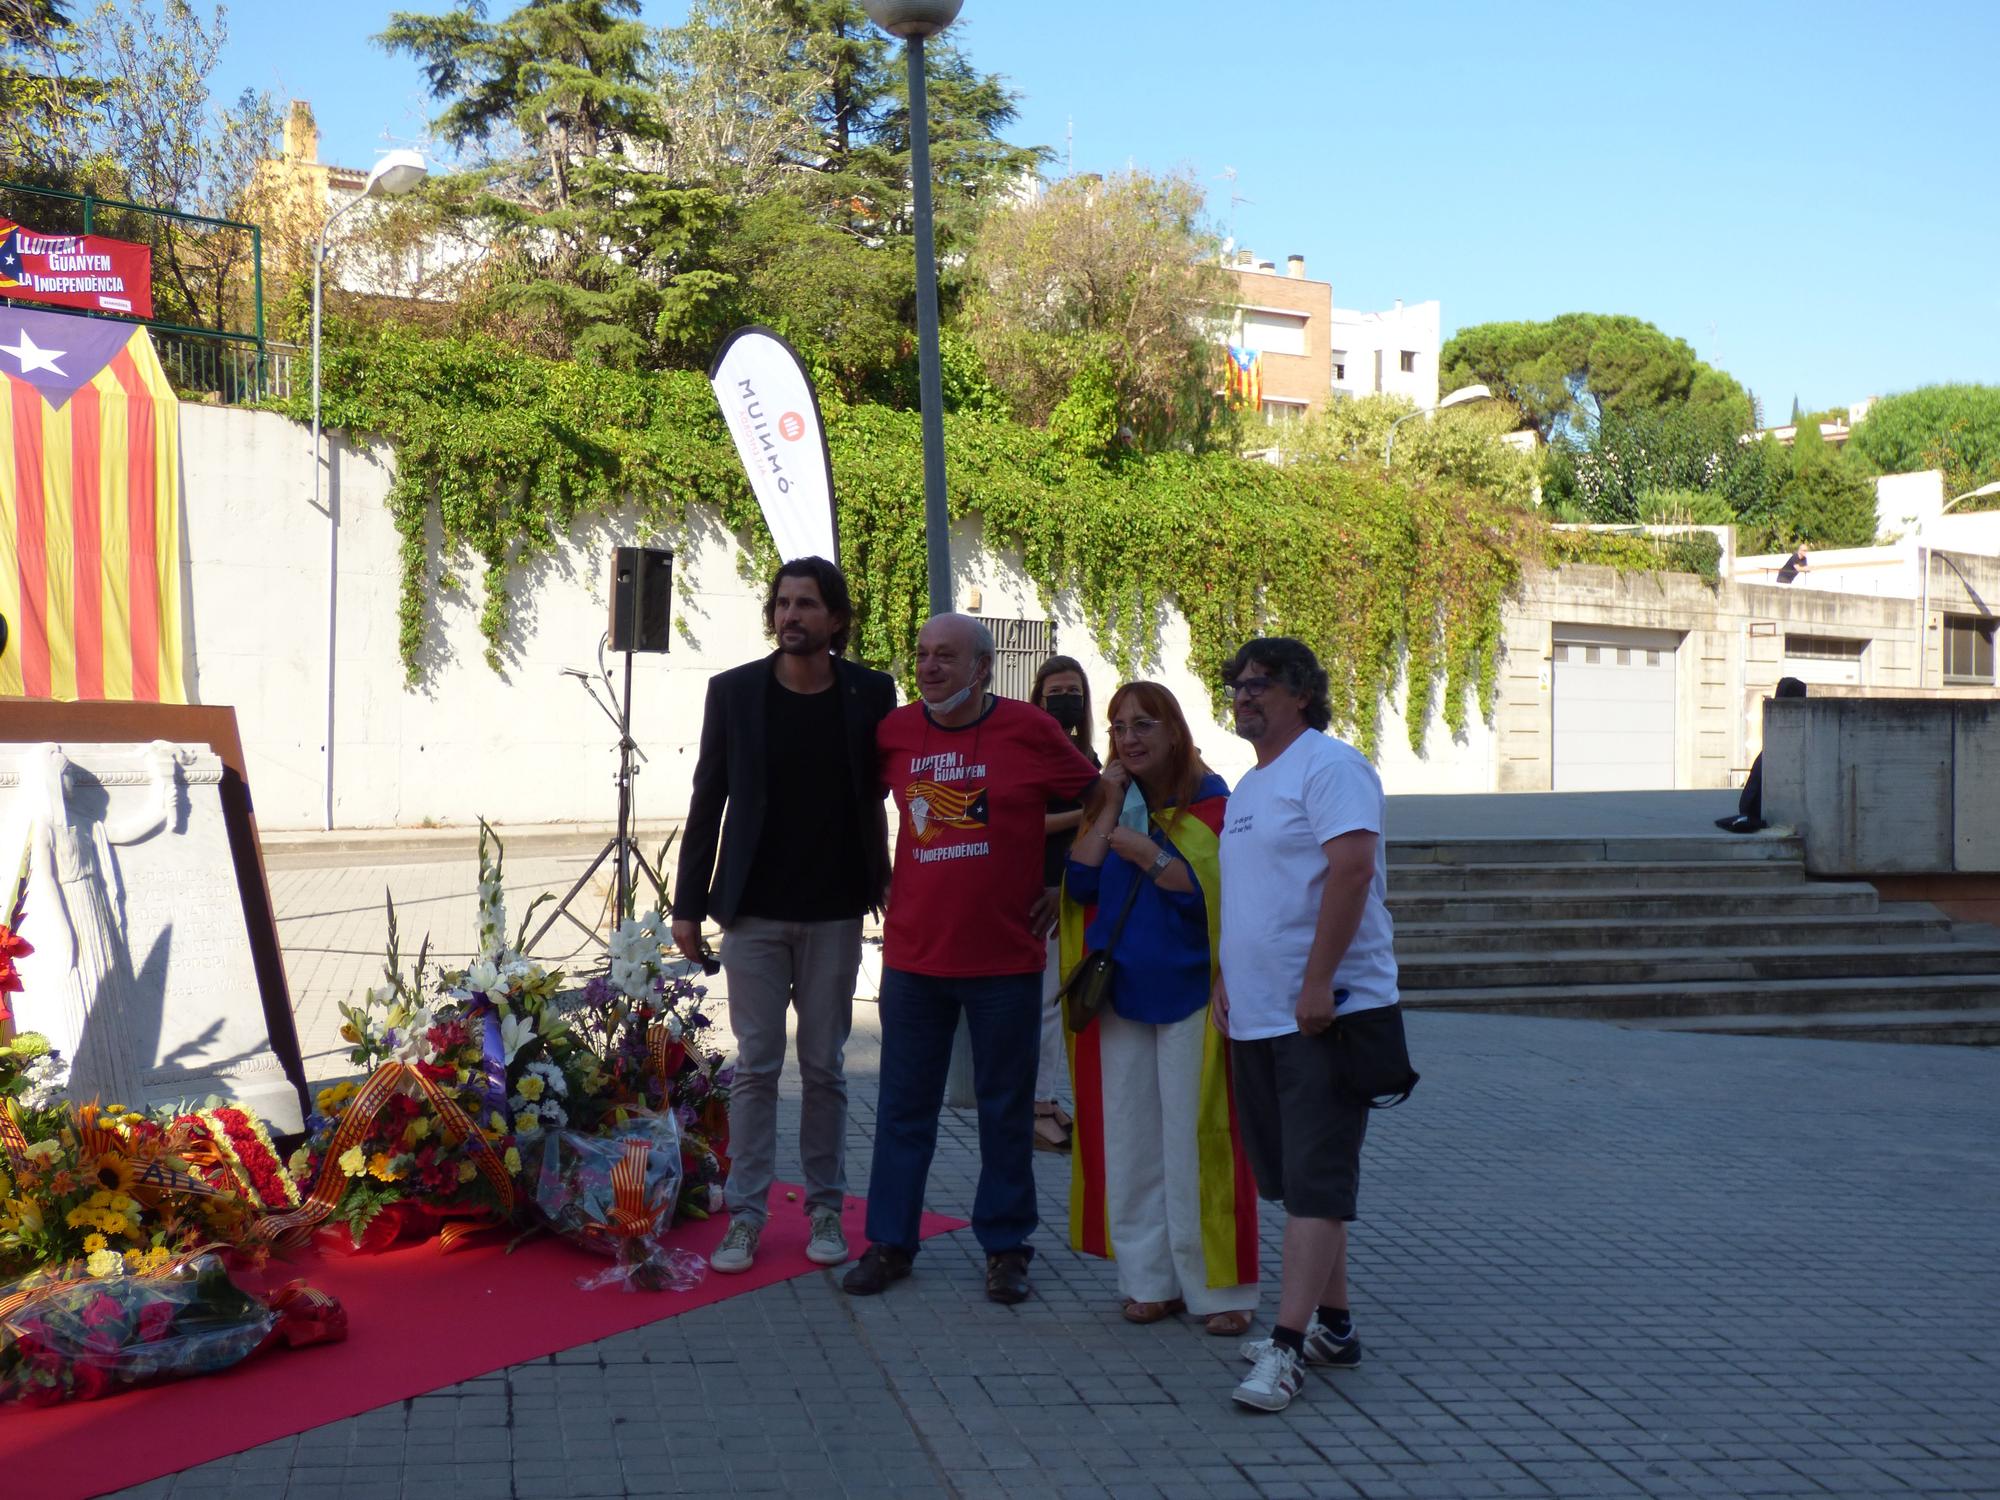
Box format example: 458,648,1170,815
90,1153,137,1193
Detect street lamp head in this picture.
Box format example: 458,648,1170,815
362,149,429,199
1436,383,1493,412
861,0,963,38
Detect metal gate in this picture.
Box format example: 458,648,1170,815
989,617,1054,700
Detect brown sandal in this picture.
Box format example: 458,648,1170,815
1121,1298,1186,1324
1033,1100,1072,1153
1203,1310,1253,1337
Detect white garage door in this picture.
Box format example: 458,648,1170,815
1552,624,1681,791
1781,633,1867,688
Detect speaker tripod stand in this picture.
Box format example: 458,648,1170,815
528,636,663,953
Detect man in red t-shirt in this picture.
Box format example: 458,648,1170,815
842,613,1098,1304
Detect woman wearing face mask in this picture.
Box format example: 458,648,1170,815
1029,656,1096,1151
1060,681,1259,1336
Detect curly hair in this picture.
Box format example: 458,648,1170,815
1225,637,1332,732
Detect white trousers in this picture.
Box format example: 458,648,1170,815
1098,1007,1258,1315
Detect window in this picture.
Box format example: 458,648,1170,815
1260,398,1308,426
988,616,1054,700
1943,616,1996,683
1331,349,1347,382
1399,350,1417,373
1240,310,1308,357
1783,635,1868,662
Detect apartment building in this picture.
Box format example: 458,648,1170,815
1219,250,1444,423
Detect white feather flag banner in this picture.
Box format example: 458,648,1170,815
708,326,839,561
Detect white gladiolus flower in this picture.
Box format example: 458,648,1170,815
465,958,503,996
499,1012,537,1063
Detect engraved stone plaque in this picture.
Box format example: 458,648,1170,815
0,741,302,1132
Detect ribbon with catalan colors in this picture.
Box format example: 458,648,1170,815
254,1060,514,1252
1058,789,1260,1290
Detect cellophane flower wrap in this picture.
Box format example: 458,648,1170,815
533,1112,702,1292
554,907,735,1225
0,1252,343,1407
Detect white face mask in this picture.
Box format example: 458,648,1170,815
923,682,976,716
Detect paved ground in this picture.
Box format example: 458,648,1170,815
113,830,2000,1499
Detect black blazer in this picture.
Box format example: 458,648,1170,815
671,653,897,926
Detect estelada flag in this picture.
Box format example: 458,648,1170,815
0,304,185,702
1224,345,1262,407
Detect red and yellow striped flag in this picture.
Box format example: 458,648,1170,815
0,304,184,702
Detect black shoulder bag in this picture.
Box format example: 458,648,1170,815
1058,872,1143,1034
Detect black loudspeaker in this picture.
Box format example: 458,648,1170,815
608,546,674,653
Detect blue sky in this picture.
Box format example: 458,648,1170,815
218,0,2000,416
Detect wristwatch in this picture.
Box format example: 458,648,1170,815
1143,848,1174,882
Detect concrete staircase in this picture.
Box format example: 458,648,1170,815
1389,834,2000,1045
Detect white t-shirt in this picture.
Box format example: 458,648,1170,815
1218,729,1399,1039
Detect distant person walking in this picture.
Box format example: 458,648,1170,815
1062,681,1259,1336
1718,676,1807,834
1213,638,1406,1414
671,557,896,1275
843,613,1099,1305
1776,543,1810,584
1029,655,1098,1153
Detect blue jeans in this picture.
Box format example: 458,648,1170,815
864,967,1043,1259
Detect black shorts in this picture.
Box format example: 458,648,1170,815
1231,1029,1371,1221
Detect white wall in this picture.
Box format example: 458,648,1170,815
176,406,1490,829
1329,299,1442,409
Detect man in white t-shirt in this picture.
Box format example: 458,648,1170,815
1212,636,1400,1413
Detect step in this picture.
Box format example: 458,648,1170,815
1388,834,1803,867
1390,859,1807,893
1401,973,2000,1021
1387,883,1879,925
1640,1008,2000,1047
1396,943,2000,991
1392,908,1953,956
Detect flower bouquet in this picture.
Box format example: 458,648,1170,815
555,914,735,1223
0,1089,271,1285
0,1253,344,1407
533,1112,703,1292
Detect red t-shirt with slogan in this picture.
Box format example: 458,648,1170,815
878,696,1099,977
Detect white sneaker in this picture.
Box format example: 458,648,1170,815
804,1208,849,1266
1239,1315,1361,1369
711,1217,759,1274
1233,1342,1305,1412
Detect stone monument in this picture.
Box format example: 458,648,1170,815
0,740,303,1132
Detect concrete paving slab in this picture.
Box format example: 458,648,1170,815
160,833,2000,1500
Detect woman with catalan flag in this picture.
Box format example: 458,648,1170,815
1059,681,1260,1336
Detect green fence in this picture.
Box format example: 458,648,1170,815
0,180,271,402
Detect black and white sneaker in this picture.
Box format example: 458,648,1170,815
1232,1342,1306,1412
1239,1315,1360,1369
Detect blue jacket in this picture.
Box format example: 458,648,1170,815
1064,773,1228,1024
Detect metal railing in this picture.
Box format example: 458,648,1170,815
150,331,299,404
1,179,273,401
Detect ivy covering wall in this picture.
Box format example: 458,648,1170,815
293,327,1714,757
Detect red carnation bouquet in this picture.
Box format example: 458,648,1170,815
0,1253,344,1407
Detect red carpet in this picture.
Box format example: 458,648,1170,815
6,1192,965,1500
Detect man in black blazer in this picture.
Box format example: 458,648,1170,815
671,557,896,1275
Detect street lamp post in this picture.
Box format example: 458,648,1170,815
862,0,962,614
313,149,427,831
1383,382,1494,467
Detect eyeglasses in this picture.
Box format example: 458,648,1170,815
1109,717,1161,738
1226,677,1276,700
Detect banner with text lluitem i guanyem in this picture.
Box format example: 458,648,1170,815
0,218,154,318
708,326,838,562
